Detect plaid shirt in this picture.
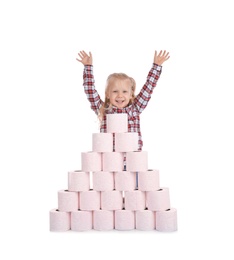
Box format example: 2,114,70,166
83,64,162,151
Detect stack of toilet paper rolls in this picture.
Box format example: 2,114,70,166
50,114,177,232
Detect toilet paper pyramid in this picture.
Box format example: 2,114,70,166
49,114,177,232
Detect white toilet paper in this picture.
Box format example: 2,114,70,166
92,133,113,152
115,132,138,152
93,171,114,191
156,208,177,232
81,152,102,172
71,210,93,231
102,152,124,171
126,151,148,171
57,190,79,212
101,190,123,210
114,171,136,191
68,170,90,192
79,190,101,210
93,210,114,231
124,190,146,210
146,187,170,211
106,114,128,133
115,210,135,231
136,210,155,231
138,169,160,191
49,209,71,232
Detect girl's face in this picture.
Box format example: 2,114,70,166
107,79,132,108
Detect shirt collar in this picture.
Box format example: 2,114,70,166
111,105,132,113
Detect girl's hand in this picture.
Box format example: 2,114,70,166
76,50,93,65
154,50,170,65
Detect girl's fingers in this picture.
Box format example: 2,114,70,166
78,53,83,59
164,52,169,59
78,50,91,59
82,50,88,56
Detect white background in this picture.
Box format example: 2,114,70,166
0,0,234,259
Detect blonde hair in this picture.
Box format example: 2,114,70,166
98,73,136,123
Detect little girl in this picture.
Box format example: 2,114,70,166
76,49,170,151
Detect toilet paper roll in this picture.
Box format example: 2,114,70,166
126,151,148,172
156,208,177,232
136,210,156,231
93,171,114,191
81,152,102,172
124,190,146,210
101,190,123,210
80,190,100,210
93,210,114,231
49,209,71,232
106,114,128,133
71,210,93,231
102,152,124,172
114,171,136,191
68,170,90,192
147,187,170,211
115,132,138,152
58,190,79,212
92,133,113,152
115,210,135,231
138,169,160,191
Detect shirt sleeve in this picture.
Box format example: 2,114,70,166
133,63,162,114
83,65,103,115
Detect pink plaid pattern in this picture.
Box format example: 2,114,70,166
83,64,162,150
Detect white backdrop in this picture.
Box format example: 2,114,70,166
0,0,234,259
